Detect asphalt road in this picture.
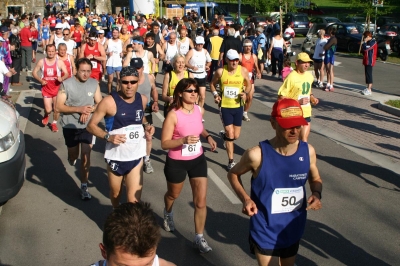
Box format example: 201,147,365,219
0,69,399,265
293,37,400,96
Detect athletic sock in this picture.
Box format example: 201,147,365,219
52,120,57,124
81,183,87,189
243,111,247,115
228,159,234,164
145,155,150,161
195,233,203,242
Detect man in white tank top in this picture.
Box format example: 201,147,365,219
58,28,76,56
104,28,123,94
161,32,180,73
178,28,194,56
185,36,211,108
123,36,156,75
90,202,176,266
49,23,65,51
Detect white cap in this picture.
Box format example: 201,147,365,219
195,36,205,44
93,19,98,22
55,23,63,29
226,49,239,60
98,29,104,34
38,13,42,16
90,12,94,15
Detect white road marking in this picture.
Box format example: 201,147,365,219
334,61,342,67
154,111,165,123
208,168,242,204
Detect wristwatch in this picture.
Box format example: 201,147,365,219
104,133,110,142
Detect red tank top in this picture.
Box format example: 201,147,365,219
84,42,102,77
73,30,82,42
49,17,56,27
60,55,73,78
241,53,255,73
42,58,61,93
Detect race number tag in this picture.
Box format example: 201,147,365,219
271,187,304,214
124,125,143,144
224,87,239,99
91,60,98,69
182,140,202,156
298,95,310,106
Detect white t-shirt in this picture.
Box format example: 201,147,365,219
58,39,76,55
0,60,10,84
313,38,328,60
62,21,71,29
131,20,138,29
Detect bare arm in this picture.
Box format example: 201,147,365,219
148,74,159,112
185,50,196,70
156,43,165,61
78,43,86,59
57,60,69,81
122,51,133,67
95,43,107,62
161,72,173,103
228,146,262,216
306,144,322,211
148,51,156,74
32,59,45,85
210,68,222,104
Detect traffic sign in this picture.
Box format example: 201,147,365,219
372,0,384,7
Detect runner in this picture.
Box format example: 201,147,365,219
210,49,251,170
91,202,176,266
323,28,337,92
104,28,123,94
57,43,76,78
87,66,155,207
178,27,194,56
71,21,84,57
161,32,180,73
58,28,76,56
144,32,165,78
278,52,319,142
55,58,102,200
79,32,107,82
131,58,159,174
239,39,261,122
161,78,216,253
185,36,211,108
49,23,65,50
228,98,323,266
41,19,50,53
32,44,69,132
162,54,194,117
123,36,156,75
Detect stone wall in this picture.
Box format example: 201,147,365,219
1,0,45,17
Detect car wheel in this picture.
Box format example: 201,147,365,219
393,40,399,53
380,53,387,61
347,42,358,53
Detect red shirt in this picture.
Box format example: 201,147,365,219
31,29,39,40
138,27,147,37
127,25,134,33
20,27,32,46
49,17,56,27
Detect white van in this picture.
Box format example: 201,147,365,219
0,98,25,211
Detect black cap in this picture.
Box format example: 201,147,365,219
0,26,8,32
130,57,144,69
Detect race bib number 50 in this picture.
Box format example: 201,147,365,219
271,187,304,214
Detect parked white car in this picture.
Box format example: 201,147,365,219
0,98,25,211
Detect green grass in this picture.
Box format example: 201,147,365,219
346,52,400,64
385,100,400,108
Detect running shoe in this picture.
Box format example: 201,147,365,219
329,86,334,92
143,160,154,174
362,88,372,96
163,209,175,232
219,130,226,148
81,186,92,200
42,115,49,126
324,85,331,92
243,113,250,122
193,237,213,253
50,123,59,132
227,161,236,170
68,157,77,166
318,82,324,88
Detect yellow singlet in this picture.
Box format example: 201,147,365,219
220,65,244,108
169,70,189,96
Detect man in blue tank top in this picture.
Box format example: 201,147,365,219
87,66,155,208
228,98,323,266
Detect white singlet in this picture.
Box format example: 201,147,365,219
188,49,211,79
165,42,179,61
178,37,190,55
106,39,123,67
132,50,150,74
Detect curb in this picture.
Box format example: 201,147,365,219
16,90,37,134
335,52,400,66
378,101,400,117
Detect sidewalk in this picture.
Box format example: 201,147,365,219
253,73,400,176
10,52,400,175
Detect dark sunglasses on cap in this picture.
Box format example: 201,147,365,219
183,89,199,93
121,80,139,85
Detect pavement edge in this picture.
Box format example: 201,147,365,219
378,101,400,117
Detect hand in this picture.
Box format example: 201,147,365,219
152,102,159,112
298,97,309,105
154,58,159,64
144,125,155,137
240,92,247,101
306,194,322,211
214,95,221,104
166,60,170,64
169,97,174,104
79,113,90,123
207,136,217,152
57,76,63,82
87,54,94,60
79,105,94,115
183,135,199,145
192,66,199,71
205,66,210,71
310,96,319,105
256,72,261,79
108,134,127,145
242,198,258,216
41,80,48,86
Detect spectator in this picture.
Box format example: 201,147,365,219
20,22,33,72
218,28,242,66
9,27,23,86
361,31,377,96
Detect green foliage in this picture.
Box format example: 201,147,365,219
385,100,400,109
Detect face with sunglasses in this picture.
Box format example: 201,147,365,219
120,76,139,98
179,85,199,105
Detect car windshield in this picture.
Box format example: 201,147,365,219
347,26,359,34
294,15,309,22
354,18,365,23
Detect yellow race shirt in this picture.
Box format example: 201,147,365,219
209,36,224,60
220,65,244,108
169,70,189,96
278,71,314,118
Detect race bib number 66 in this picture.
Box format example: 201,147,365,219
271,186,304,214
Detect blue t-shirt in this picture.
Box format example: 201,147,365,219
256,33,266,49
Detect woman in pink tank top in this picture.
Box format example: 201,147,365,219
160,78,217,253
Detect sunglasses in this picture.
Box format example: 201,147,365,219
121,80,138,85
63,34,69,36
183,89,199,93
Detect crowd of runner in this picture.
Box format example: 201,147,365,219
0,9,324,266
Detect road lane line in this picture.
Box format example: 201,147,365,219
154,111,165,123
208,168,242,204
